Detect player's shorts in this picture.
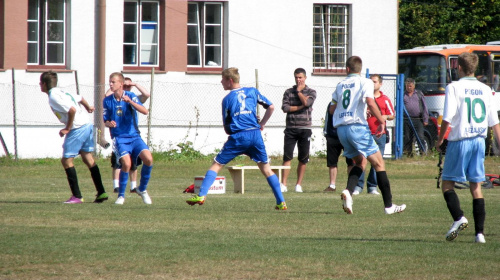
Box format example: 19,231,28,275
113,136,149,167
326,136,354,167
283,128,312,163
62,123,94,158
442,137,485,183
110,151,139,170
215,129,269,165
337,124,379,159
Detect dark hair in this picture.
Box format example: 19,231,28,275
40,71,58,90
370,74,383,83
346,56,362,73
294,68,306,76
405,78,415,84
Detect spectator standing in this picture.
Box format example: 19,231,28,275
436,52,500,243
330,56,406,215
40,71,108,204
323,104,354,192
404,78,429,153
281,68,317,193
354,74,395,195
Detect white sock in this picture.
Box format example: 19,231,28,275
329,184,336,189
130,181,137,190
113,179,119,189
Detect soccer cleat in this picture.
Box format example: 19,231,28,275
280,183,288,193
341,190,353,214
385,204,406,214
324,185,336,192
93,192,109,203
446,216,468,241
275,202,288,210
186,195,206,206
130,188,137,193
113,188,118,194
137,190,152,205
295,184,303,193
352,190,360,195
475,233,486,243
115,196,125,205
64,196,83,204
368,190,380,195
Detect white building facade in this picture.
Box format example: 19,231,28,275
0,0,398,158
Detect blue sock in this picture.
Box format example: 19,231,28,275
267,174,284,204
139,165,153,192
119,171,129,197
199,170,217,197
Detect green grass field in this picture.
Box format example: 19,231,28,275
1,155,499,279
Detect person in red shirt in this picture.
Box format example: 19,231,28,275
353,74,395,195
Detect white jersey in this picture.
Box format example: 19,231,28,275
48,87,89,130
443,77,499,141
332,74,374,127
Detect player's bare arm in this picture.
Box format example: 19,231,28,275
259,104,274,130
122,95,148,115
60,107,76,137
79,98,95,113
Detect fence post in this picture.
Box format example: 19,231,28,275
147,68,154,147
11,68,18,160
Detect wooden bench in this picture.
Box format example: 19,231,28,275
225,165,291,194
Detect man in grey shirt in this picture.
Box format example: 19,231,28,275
404,78,429,153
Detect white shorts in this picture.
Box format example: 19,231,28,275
442,137,485,183
337,124,379,159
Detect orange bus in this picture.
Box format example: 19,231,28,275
398,44,500,154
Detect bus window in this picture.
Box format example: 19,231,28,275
491,53,500,91
448,57,458,81
398,54,446,95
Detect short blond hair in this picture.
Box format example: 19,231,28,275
222,67,240,83
109,72,124,83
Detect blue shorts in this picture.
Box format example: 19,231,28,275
215,129,269,165
442,137,485,183
113,136,149,167
337,124,379,159
62,123,94,158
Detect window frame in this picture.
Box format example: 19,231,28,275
27,0,67,69
187,1,224,72
312,4,350,75
123,0,161,69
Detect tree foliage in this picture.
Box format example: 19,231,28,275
399,0,500,50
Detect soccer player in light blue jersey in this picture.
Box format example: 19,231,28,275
186,67,287,210
40,71,108,204
436,52,500,243
103,72,153,205
330,56,406,215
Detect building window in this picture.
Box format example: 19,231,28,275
27,0,66,66
124,0,159,67
313,4,349,73
187,2,223,70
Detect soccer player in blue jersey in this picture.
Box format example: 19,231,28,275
436,52,500,243
103,72,153,205
330,56,406,215
186,67,287,210
40,71,108,204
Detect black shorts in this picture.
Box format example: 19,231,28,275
283,128,312,164
110,152,140,171
326,136,354,167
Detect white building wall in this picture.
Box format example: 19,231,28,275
0,0,398,159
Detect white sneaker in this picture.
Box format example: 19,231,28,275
368,190,380,195
115,196,125,205
352,190,360,195
446,216,468,241
295,184,303,193
475,233,486,243
385,204,406,214
280,183,288,193
341,190,353,214
137,190,152,204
